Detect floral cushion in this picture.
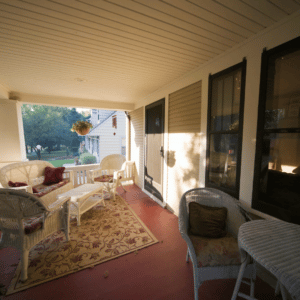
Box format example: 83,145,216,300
94,174,114,183
189,232,241,267
33,179,69,198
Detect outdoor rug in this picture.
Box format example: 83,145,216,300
6,194,159,295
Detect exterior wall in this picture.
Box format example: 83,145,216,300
167,81,202,215
0,100,26,168
133,12,300,218
98,111,126,163
129,107,144,189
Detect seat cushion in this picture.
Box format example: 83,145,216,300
33,179,69,197
94,174,114,183
189,202,227,238
43,166,65,185
189,232,241,267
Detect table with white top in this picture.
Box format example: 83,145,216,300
57,184,105,226
232,220,300,300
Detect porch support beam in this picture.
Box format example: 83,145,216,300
18,93,135,111
0,99,27,168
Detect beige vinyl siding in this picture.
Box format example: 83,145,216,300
130,107,144,189
167,81,202,215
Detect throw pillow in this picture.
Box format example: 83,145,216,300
43,166,65,185
189,202,228,238
8,181,28,187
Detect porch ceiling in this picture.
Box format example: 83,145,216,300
0,0,299,105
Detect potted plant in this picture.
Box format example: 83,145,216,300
71,121,93,136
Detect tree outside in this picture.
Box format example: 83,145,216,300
22,105,90,166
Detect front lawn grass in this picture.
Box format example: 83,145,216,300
47,159,74,167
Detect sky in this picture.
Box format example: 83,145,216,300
76,108,91,113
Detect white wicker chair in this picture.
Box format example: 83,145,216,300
178,188,256,300
114,161,136,192
0,189,70,282
99,154,126,170
89,154,126,199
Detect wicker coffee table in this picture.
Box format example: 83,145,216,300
57,184,105,226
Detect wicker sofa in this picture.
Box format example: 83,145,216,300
0,160,74,208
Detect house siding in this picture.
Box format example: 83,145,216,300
129,107,144,189
167,81,202,215
97,111,126,163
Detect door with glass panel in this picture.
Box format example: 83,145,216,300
144,99,165,201
206,60,246,198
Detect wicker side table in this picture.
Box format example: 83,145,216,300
232,220,300,300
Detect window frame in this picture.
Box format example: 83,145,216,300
206,60,247,198
112,115,117,129
252,36,300,223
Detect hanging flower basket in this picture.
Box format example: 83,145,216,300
71,121,93,136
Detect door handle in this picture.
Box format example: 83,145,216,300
160,146,164,158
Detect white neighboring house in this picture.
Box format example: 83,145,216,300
85,109,126,163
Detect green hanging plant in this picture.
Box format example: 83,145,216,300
71,121,93,136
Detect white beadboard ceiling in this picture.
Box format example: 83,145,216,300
0,0,299,104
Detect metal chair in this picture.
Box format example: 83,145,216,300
178,188,256,300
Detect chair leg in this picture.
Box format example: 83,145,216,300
21,249,29,282
275,281,281,296
77,212,81,226
279,283,288,300
63,200,70,241
250,278,255,298
194,286,199,300
194,280,202,300
186,248,190,262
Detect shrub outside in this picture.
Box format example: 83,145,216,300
80,153,97,164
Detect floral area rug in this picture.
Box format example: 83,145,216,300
6,194,159,295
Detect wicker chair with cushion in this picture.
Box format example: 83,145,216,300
178,188,256,300
89,154,126,199
0,189,70,281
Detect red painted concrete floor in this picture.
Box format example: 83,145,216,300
0,185,281,300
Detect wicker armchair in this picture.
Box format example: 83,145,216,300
0,189,70,282
99,154,126,170
89,154,126,199
178,188,256,300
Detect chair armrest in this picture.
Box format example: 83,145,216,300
29,176,44,186
89,168,102,183
114,170,125,180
